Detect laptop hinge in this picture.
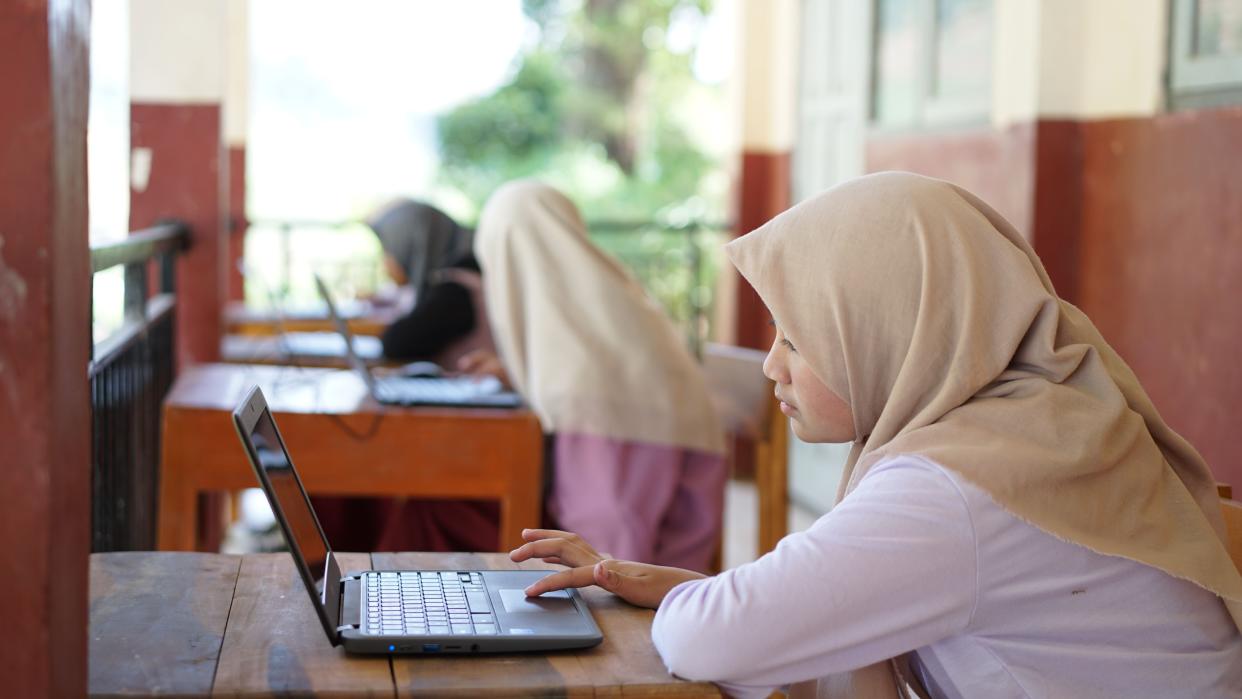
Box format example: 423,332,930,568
337,574,362,632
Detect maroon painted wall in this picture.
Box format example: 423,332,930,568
865,122,1087,302
864,110,1242,488
0,0,92,695
1078,108,1242,488
867,124,1036,242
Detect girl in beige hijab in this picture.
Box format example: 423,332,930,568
510,172,1242,697
467,180,727,573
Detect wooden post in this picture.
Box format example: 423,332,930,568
0,0,92,695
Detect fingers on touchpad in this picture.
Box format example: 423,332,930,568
499,588,571,613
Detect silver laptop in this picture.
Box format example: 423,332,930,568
232,385,603,654
312,274,522,408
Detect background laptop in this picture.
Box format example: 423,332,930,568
279,330,383,363
313,274,522,408
232,385,603,654
253,268,384,363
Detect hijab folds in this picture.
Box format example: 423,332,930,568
368,199,474,295
473,180,723,455
726,171,1242,696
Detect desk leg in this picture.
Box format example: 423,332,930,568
156,408,198,551
498,494,540,553
498,440,544,552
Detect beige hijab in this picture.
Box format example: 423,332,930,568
726,171,1242,697
474,180,723,455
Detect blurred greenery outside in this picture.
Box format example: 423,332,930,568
241,0,731,349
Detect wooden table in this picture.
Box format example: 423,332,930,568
89,551,721,698
159,363,544,552
226,300,398,337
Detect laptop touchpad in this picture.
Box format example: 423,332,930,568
498,588,572,613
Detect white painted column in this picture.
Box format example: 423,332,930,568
993,0,1166,127
129,0,229,366
737,0,799,154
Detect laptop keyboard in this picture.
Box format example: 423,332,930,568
377,376,503,403
364,571,497,636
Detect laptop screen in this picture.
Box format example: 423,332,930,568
249,408,331,595
313,273,378,394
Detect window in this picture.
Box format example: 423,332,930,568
1169,0,1242,108
871,0,992,128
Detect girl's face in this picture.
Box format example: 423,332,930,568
762,324,856,443
383,254,408,286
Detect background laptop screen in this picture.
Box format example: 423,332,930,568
313,274,379,394
250,409,330,594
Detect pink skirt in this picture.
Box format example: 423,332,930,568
311,433,726,572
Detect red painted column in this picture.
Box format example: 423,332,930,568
0,0,92,695
731,0,796,351
129,0,230,368
129,104,227,367
228,145,248,302
734,151,791,349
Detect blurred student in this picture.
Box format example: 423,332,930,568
313,200,495,552
367,199,493,368
463,180,727,572
510,173,1242,698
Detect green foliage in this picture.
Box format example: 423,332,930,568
435,0,726,347
438,52,565,170
435,0,722,221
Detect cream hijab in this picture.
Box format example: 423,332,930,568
726,172,1242,697
473,180,723,455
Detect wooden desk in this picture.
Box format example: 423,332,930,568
226,300,398,337
89,551,721,698
159,363,543,552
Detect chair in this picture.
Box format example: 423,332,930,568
702,343,789,557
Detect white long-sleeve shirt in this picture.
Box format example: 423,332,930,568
652,454,1242,698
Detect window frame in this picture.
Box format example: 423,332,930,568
1168,0,1242,109
869,0,993,130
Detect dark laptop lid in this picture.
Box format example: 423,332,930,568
232,386,344,644
312,273,380,396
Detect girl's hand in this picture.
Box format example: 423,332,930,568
509,528,707,609
456,349,509,386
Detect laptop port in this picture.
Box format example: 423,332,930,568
422,643,441,652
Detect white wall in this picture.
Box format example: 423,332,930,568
130,0,226,103
738,0,799,151
993,0,1166,126
88,0,130,243
225,0,249,146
